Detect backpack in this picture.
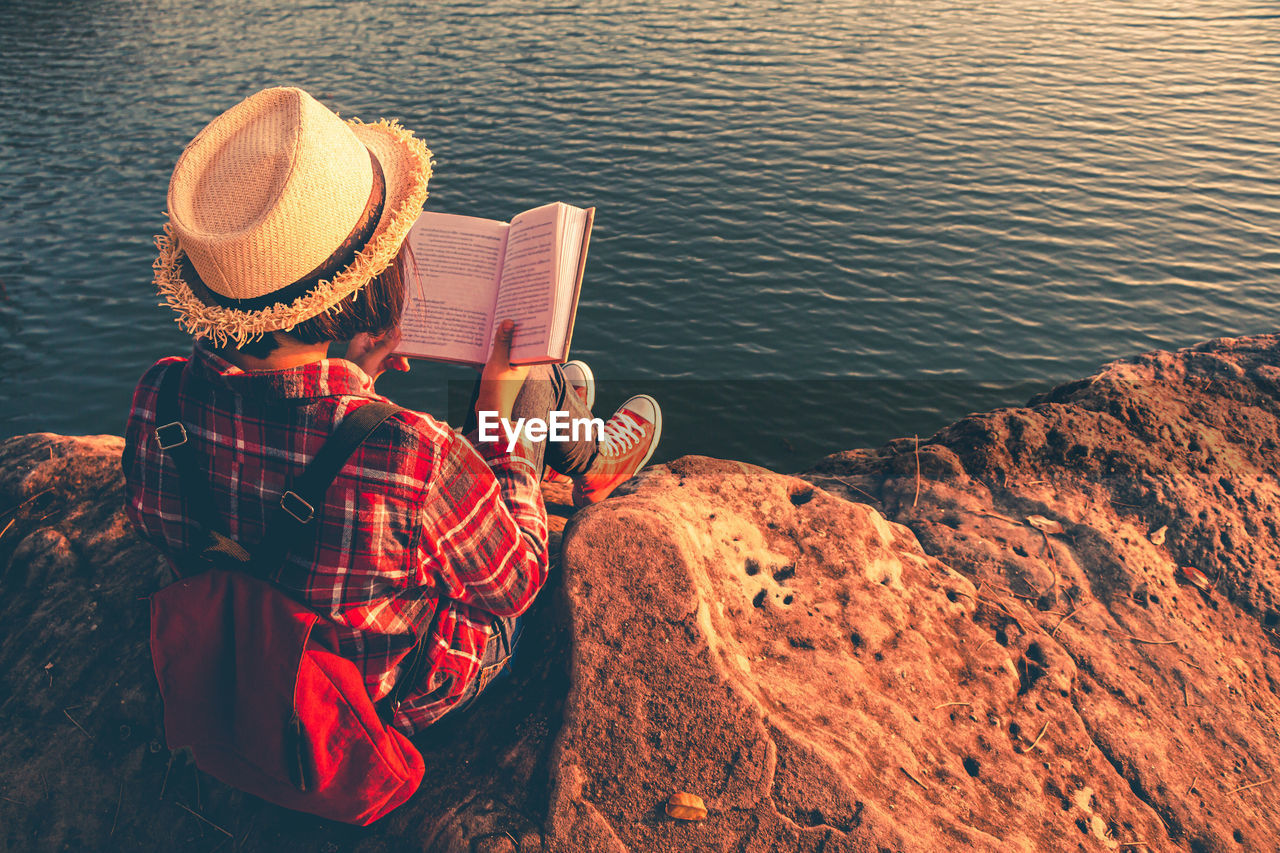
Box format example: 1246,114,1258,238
147,362,426,825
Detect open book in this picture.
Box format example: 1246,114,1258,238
394,201,595,366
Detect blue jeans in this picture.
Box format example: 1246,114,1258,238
461,362,599,477
447,613,525,715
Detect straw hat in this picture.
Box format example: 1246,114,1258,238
153,87,432,346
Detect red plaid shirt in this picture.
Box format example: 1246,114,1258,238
122,341,548,733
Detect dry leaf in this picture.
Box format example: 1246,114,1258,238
1179,565,1212,593
1026,515,1064,535
1149,525,1167,546
666,792,708,821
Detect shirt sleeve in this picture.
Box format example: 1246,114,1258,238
415,427,549,617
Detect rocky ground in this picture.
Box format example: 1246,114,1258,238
2,335,1279,851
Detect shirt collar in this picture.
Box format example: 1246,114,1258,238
191,338,378,401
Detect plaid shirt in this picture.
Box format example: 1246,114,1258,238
122,341,548,733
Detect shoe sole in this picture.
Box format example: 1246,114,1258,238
564,360,596,410
619,394,662,472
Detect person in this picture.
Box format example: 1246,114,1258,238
122,86,662,733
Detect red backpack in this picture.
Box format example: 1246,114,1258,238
148,363,427,825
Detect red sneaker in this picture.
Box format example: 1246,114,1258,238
571,395,662,507
544,361,594,485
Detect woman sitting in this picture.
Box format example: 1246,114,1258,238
123,86,661,732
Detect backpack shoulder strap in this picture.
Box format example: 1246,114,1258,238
154,360,405,574
253,399,404,573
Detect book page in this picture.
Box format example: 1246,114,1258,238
492,203,562,363
397,213,508,364
548,205,589,358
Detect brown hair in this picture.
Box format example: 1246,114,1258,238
210,251,408,359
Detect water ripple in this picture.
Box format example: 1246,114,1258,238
2,0,1280,469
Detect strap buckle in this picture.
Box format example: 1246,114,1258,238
154,421,188,450
280,490,315,524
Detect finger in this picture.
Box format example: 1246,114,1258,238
490,320,515,363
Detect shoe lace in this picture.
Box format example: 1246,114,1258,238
601,411,644,454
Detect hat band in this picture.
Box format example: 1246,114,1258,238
195,148,387,312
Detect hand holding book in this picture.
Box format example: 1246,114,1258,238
474,319,530,424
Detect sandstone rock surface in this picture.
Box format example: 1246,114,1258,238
802,334,1280,852
3,334,1280,852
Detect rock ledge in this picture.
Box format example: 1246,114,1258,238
4,334,1280,851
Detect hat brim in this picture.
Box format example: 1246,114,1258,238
154,118,433,347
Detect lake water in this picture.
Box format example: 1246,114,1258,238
3,0,1279,470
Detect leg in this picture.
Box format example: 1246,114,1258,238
462,364,599,477
445,613,526,716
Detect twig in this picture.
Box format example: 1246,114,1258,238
1041,530,1059,596
913,435,921,508
1186,776,1197,794
1051,602,1086,637
1021,721,1050,753
110,782,123,836
1009,588,1039,601
1181,658,1203,671
988,601,1042,641
810,474,881,505
1226,776,1273,795
0,795,29,806
0,518,13,542
175,802,232,837
234,813,256,851
1103,630,1177,646
62,709,93,740
976,638,994,653
976,595,1035,636
899,766,928,790
1182,683,1190,707
159,752,174,800
0,487,54,518
977,510,1020,525
933,701,972,710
